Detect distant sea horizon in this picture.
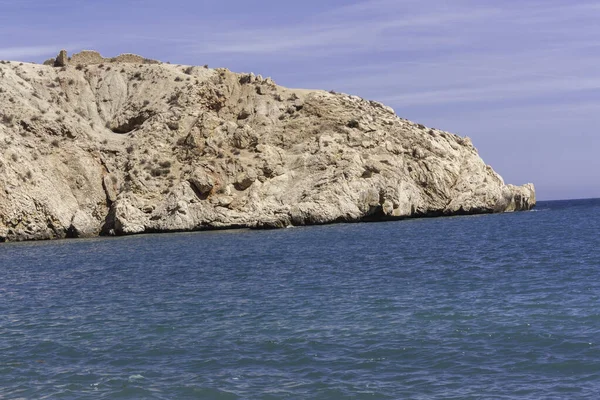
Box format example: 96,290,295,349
539,196,600,201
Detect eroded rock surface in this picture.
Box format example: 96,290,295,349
0,51,535,241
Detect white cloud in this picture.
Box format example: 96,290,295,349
152,0,600,111
182,4,495,55
0,46,59,60
376,77,600,107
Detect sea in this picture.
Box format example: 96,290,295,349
1,198,599,399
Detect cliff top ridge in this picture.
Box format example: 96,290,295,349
44,49,161,67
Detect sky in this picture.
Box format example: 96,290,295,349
1,0,599,200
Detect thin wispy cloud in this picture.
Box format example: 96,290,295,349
376,77,600,107
143,0,600,112
179,4,494,55
0,45,62,60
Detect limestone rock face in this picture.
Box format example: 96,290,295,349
0,52,535,241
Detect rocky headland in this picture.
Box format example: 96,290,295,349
0,50,535,241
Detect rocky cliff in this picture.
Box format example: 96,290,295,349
0,50,535,241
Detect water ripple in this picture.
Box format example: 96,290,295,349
1,199,600,398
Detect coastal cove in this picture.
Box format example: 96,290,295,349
1,199,599,399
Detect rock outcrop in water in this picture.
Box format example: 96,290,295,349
0,50,535,241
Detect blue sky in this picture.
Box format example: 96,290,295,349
1,0,599,200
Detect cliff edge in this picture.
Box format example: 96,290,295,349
0,50,535,241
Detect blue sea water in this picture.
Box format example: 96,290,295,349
1,199,599,399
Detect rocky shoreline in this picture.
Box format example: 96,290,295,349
0,50,535,242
